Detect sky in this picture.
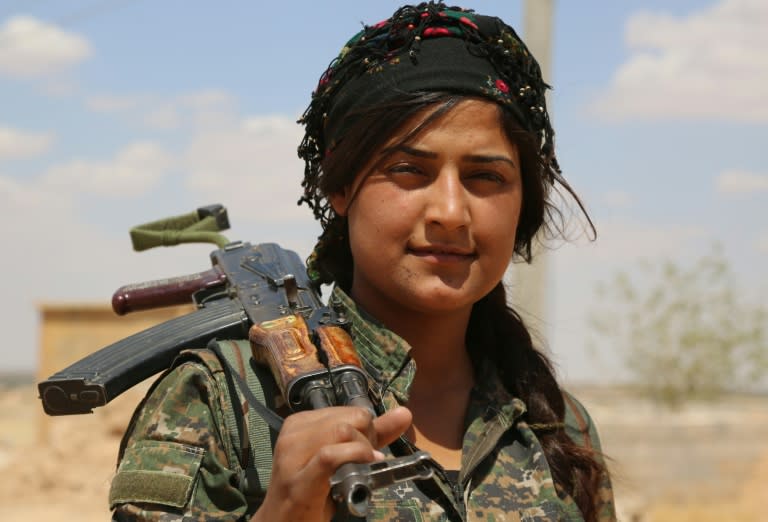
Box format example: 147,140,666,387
0,0,766,385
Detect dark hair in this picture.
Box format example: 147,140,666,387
309,92,605,519
469,284,604,522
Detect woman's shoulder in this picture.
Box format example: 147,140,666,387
153,341,277,401
120,346,237,446
561,390,618,521
121,341,278,452
111,343,263,519
561,389,605,452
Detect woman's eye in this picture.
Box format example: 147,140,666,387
388,163,422,175
469,172,505,184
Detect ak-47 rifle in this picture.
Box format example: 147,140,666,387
37,204,432,516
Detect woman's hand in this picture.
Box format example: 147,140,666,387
250,405,412,522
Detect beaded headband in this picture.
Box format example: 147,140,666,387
298,1,557,230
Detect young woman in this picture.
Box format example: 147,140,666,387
110,3,616,521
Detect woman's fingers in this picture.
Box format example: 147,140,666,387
276,407,377,454
281,405,412,448
373,406,413,448
254,406,414,522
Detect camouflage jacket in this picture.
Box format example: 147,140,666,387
110,288,616,521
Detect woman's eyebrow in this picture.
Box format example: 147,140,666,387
463,154,517,169
381,144,437,158
382,145,516,168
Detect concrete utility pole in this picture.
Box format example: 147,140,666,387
507,0,554,341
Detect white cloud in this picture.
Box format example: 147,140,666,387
716,169,768,194
0,173,66,212
42,142,174,196
242,115,299,135
80,90,316,233
178,90,234,110
591,0,768,122
0,125,54,160
82,92,311,224
85,93,177,129
86,94,146,113
40,78,79,97
183,114,310,225
84,89,238,132
0,16,91,77
180,90,238,130
143,105,181,130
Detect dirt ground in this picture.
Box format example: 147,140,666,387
578,386,768,522
0,380,150,521
1,381,767,521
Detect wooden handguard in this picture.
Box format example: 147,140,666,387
250,315,386,515
313,324,364,368
249,314,372,414
249,315,327,403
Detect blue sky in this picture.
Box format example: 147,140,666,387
1,0,765,384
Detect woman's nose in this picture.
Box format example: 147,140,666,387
424,171,470,230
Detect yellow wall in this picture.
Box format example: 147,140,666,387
36,303,194,443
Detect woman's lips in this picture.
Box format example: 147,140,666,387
407,245,477,263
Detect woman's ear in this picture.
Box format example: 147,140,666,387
329,188,351,217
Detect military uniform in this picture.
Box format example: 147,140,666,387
110,288,616,521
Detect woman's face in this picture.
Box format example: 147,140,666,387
330,98,522,320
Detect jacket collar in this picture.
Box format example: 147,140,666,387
331,287,414,403
331,286,526,423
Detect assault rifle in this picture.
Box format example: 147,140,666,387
37,204,432,516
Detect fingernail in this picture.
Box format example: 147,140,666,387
373,450,386,461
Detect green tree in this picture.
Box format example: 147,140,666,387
589,246,768,406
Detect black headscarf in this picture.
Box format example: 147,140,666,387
298,2,557,231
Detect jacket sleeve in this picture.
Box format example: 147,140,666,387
110,361,251,522
562,390,618,522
